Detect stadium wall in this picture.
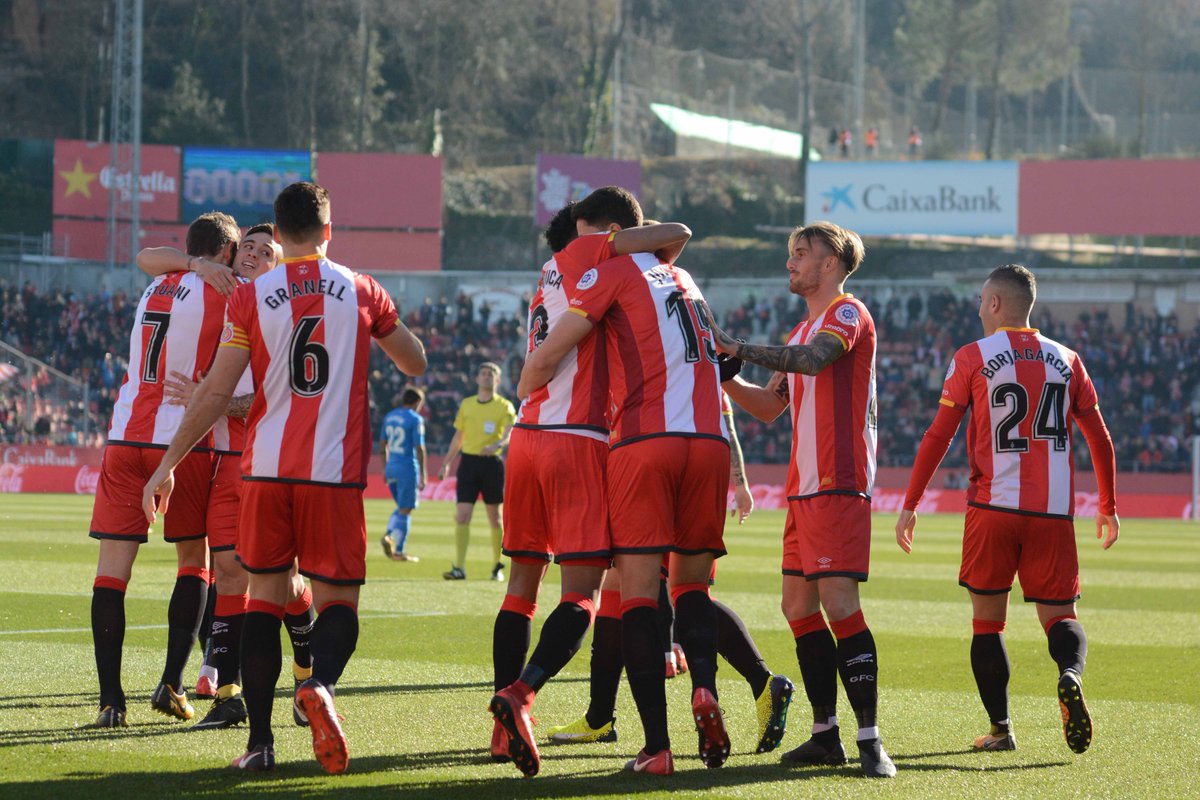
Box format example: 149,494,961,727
2,445,1192,519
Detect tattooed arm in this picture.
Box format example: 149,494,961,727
226,394,254,419
705,305,846,375
734,332,845,375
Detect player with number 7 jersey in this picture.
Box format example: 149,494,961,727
89,211,241,733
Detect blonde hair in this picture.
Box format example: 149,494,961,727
788,220,865,275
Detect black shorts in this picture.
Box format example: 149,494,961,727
456,453,505,505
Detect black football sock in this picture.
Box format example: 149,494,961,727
240,609,282,749
493,594,535,691
831,612,878,731
622,603,670,754
284,608,315,672
210,593,248,688
197,580,217,653
971,632,1011,726
310,603,359,689
92,578,128,709
1046,617,1088,677
655,578,674,656
161,570,208,689
714,599,770,698
519,594,594,692
284,585,315,671
673,588,719,695
586,614,623,729
792,614,839,725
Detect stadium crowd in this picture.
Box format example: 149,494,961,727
2,278,1196,474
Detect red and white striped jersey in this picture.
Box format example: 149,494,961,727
785,294,877,500
211,367,255,455
940,327,1098,518
566,252,727,447
107,272,226,448
517,232,616,440
222,255,399,487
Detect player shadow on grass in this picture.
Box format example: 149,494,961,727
0,690,95,705
0,719,197,749
2,756,826,799
348,757,846,796
890,751,1071,771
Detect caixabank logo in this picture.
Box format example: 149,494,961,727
807,162,1018,236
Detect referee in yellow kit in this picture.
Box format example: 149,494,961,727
438,361,518,581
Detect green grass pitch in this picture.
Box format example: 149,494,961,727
0,494,1196,799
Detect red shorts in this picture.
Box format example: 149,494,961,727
961,505,1080,604
783,494,872,580
206,454,243,552
607,437,729,556
89,444,211,543
502,428,610,564
236,481,367,585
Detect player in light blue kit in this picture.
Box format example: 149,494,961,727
379,388,427,562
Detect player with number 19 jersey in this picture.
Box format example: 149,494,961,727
566,251,729,554
568,252,728,446
939,327,1097,519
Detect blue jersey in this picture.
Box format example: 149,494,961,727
381,407,424,480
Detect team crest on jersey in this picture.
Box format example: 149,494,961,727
944,359,956,381
576,268,599,291
220,322,235,343
835,304,859,326
297,264,309,275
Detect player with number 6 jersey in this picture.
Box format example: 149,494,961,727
142,182,426,774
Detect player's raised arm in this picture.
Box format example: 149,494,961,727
611,222,692,263
517,312,595,399
703,302,846,376
136,246,238,296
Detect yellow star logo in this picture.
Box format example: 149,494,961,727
60,159,98,199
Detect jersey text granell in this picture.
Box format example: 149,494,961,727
264,279,348,310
